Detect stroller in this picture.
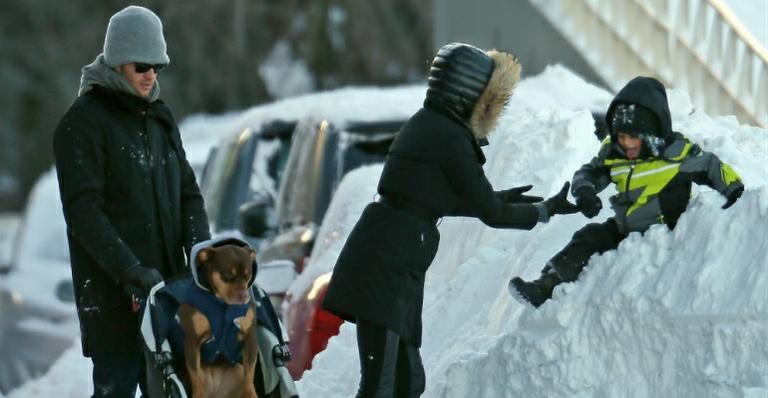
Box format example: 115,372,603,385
137,237,299,397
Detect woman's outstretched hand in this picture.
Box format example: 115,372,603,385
496,185,544,204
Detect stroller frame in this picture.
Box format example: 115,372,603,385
139,274,298,398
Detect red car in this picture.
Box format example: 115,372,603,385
282,272,343,379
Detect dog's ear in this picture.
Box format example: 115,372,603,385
196,247,214,264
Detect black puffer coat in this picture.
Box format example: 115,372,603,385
323,107,540,346
53,86,210,355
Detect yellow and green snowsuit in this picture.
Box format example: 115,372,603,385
571,133,743,234
549,76,743,282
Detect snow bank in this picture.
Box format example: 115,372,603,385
298,65,768,397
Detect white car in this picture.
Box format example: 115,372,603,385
0,169,78,393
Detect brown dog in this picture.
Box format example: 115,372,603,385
178,244,259,398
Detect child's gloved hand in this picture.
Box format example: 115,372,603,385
722,183,744,209
543,182,580,217
575,187,602,218
496,185,543,204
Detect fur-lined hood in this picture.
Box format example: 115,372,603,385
468,51,521,140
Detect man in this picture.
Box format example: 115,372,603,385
53,6,210,397
322,43,579,397
509,76,745,308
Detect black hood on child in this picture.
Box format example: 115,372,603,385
605,76,674,143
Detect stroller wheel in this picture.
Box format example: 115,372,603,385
166,373,187,398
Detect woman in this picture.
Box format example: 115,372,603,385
322,42,578,397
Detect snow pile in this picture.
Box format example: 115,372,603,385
8,65,767,397
298,65,768,397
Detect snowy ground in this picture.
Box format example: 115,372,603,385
7,65,767,397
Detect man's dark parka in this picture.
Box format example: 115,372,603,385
322,50,541,346
53,86,210,355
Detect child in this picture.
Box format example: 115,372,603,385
509,76,745,308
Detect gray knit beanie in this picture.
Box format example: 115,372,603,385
103,6,170,68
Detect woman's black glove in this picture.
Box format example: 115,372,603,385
121,264,163,295
722,183,744,209
543,182,580,216
575,187,602,218
496,185,543,204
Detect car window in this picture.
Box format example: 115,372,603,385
214,129,259,231
198,146,218,190
202,128,253,231
276,120,332,230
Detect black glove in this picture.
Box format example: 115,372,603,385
121,265,163,295
543,182,580,217
496,185,543,204
722,183,744,209
575,187,602,218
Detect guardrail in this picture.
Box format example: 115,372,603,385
532,0,767,127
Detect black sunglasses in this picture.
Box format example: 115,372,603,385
133,63,166,74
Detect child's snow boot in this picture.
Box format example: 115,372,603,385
509,270,561,308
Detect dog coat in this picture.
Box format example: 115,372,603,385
182,285,251,366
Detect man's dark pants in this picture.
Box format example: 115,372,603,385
91,351,147,398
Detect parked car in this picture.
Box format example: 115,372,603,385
198,119,295,243
0,169,79,394
250,117,405,379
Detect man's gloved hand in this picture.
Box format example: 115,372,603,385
121,265,163,295
575,187,602,218
722,183,744,209
496,185,544,204
543,182,580,217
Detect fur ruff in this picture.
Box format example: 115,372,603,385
468,51,521,139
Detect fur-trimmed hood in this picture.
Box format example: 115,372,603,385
469,51,521,140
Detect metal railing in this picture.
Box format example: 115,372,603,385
532,0,767,127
